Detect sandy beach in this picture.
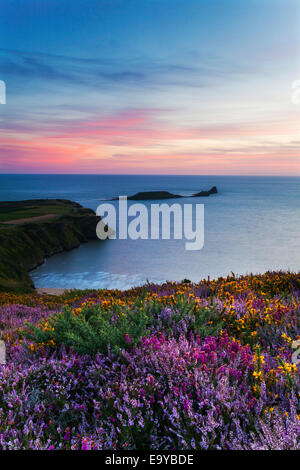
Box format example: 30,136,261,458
36,287,68,296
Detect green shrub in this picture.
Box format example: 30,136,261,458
22,295,224,356
23,301,151,355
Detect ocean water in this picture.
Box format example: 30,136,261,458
0,174,299,290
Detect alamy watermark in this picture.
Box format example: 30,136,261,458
0,80,6,104
0,340,6,365
96,196,204,251
291,80,300,104
292,340,300,366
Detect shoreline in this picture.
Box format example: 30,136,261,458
36,287,69,296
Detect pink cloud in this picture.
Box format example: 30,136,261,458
1,108,299,175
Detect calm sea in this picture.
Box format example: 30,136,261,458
0,174,299,290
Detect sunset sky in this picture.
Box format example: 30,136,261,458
0,0,299,175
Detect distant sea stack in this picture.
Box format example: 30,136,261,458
192,186,218,197
209,186,218,194
112,186,218,201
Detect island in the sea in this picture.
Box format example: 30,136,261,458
0,199,102,293
112,186,218,200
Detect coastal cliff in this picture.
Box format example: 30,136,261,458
0,199,102,293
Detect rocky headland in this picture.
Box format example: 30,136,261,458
0,199,102,293
112,186,218,201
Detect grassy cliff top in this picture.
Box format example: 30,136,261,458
0,199,93,224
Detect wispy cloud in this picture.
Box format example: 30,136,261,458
0,47,250,93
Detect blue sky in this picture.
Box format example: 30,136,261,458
0,0,299,174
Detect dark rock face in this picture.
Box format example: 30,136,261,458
192,186,218,197
209,186,218,194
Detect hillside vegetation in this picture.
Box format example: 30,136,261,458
0,199,101,293
0,271,299,449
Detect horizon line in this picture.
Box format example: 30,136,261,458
0,173,300,177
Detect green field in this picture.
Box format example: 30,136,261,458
0,199,86,223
